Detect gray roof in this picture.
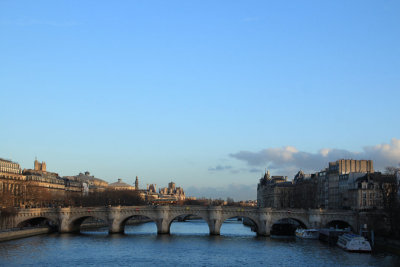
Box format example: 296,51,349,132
72,172,108,184
109,179,133,187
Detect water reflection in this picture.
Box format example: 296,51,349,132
0,221,399,266
221,218,257,237
124,221,157,235
170,219,209,235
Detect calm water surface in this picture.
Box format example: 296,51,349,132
0,219,399,266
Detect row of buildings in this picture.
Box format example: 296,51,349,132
257,159,400,211
0,157,188,207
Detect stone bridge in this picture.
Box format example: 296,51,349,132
11,206,366,236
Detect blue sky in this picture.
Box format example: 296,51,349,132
1,1,399,200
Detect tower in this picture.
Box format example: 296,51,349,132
41,161,46,172
135,176,139,190
34,159,46,171
263,169,270,180
34,159,40,170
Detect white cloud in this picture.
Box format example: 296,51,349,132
230,138,400,176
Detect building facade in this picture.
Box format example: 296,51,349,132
0,158,22,174
292,170,318,209
346,173,397,210
64,171,108,192
257,170,294,209
0,158,25,207
1,158,85,207
325,159,374,209
23,160,83,206
159,182,186,201
257,159,396,211
1,156,194,208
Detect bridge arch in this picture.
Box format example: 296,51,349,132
271,212,310,229
117,214,158,234
66,214,109,233
220,215,259,235
16,216,58,230
325,220,355,231
271,217,308,228
269,214,310,236
216,213,261,236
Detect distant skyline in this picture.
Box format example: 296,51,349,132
1,1,399,200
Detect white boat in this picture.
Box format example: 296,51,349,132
295,228,319,239
337,233,371,252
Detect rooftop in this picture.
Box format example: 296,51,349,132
0,158,18,164
109,178,134,188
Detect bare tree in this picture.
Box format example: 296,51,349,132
25,184,53,208
385,164,400,175
67,189,145,207
183,198,209,206
226,197,235,206
211,198,225,206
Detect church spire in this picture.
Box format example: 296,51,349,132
264,169,270,180
135,176,139,190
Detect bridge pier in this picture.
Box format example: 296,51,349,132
59,220,76,233
207,206,223,235
155,206,171,234
156,219,170,234
208,219,221,235
256,220,270,236
107,206,123,234
58,208,80,233
108,219,124,234
256,210,272,236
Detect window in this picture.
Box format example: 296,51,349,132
362,183,367,189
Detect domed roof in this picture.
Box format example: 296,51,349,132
75,172,107,183
109,178,134,188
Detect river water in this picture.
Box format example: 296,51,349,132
0,219,399,266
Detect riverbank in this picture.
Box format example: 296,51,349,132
0,217,153,241
0,227,52,242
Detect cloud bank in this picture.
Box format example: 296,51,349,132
208,165,232,171
230,138,400,175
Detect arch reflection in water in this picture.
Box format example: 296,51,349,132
123,216,157,235
270,218,307,238
17,216,58,230
220,217,257,236
169,214,209,235
79,216,108,234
